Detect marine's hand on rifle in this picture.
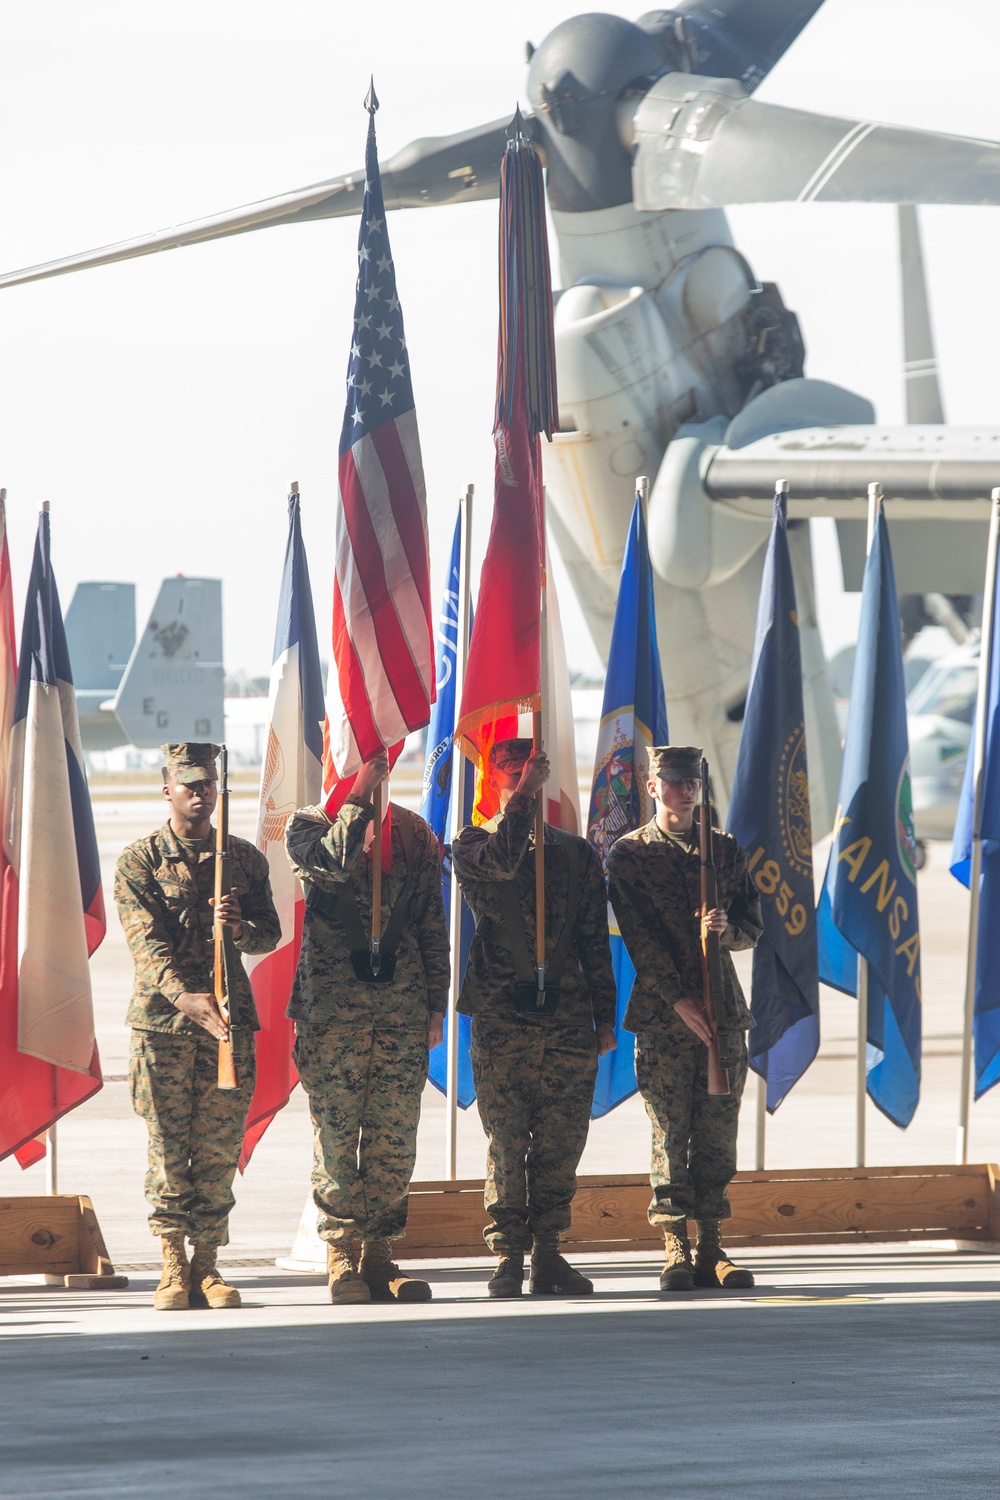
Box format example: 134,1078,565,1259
211,892,243,939
176,991,229,1041
516,751,550,798
354,749,390,802
673,997,714,1047
596,1022,617,1057
427,1012,444,1050
701,907,728,935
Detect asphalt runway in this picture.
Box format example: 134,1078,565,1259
3,785,1000,1497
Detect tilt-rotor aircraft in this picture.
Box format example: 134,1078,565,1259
7,1,1000,831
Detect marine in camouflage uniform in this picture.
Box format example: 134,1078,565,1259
607,744,762,1291
285,750,449,1304
453,740,617,1299
115,744,280,1311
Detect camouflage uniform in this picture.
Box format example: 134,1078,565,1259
607,815,761,1228
285,800,449,1244
116,817,279,1244
454,791,616,1253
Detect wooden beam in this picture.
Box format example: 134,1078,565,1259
394,1165,1000,1259
0,1197,128,1288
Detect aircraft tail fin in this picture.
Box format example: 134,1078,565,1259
112,576,224,748
65,581,136,691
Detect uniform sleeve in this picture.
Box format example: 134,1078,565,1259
452,793,534,919
284,800,373,891
234,845,281,956
720,841,763,953
408,818,451,1014
575,847,617,1028
607,842,686,997
114,849,190,1003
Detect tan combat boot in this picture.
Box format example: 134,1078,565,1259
529,1234,594,1296
659,1221,695,1292
153,1232,190,1311
327,1239,371,1304
487,1251,525,1299
189,1242,242,1308
693,1219,754,1288
360,1237,432,1303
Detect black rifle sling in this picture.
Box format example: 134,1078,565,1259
305,807,417,959
496,828,582,990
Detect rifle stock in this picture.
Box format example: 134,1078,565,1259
215,746,239,1090
699,757,730,1097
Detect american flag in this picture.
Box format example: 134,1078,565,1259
327,91,434,784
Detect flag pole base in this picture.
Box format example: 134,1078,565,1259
0,1195,128,1288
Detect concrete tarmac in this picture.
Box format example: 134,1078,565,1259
3,1248,1000,1498
3,785,1000,1495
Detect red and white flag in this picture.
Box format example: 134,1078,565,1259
326,93,433,801
240,491,325,1170
0,504,105,1165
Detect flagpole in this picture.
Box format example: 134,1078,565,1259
445,484,474,1180
534,518,547,999
957,486,1000,1164
46,1124,58,1195
856,481,882,1167
371,780,383,974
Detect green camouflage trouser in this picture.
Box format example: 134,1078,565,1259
471,1016,598,1254
294,1020,428,1244
635,1030,748,1227
129,1028,256,1244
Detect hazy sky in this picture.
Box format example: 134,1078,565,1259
3,0,1000,675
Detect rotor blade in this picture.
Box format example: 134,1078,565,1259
0,117,513,291
898,205,945,424
632,75,1000,210
640,1,827,93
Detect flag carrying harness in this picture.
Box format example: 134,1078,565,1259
303,810,417,985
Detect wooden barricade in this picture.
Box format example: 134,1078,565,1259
395,1164,1000,1259
0,1195,128,1288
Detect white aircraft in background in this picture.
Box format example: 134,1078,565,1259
8,2,1000,833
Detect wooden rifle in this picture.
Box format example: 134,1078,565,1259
214,745,240,1089
698,756,731,1097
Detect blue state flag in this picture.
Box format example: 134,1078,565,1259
817,509,922,1127
951,577,1000,1098
728,490,819,1111
421,508,476,1108
587,496,668,1117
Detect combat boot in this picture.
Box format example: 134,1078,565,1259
189,1242,241,1308
327,1239,371,1304
359,1237,432,1302
693,1219,754,1289
487,1252,525,1299
659,1221,695,1292
529,1234,594,1296
153,1232,190,1311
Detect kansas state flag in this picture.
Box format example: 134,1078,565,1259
587,494,668,1116
421,507,475,1108
818,508,921,1128
728,489,819,1111
950,565,1000,1098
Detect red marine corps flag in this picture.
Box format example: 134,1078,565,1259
324,85,434,816
455,114,560,822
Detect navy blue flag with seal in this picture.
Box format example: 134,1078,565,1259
728,490,818,1112
587,494,668,1116
817,508,922,1128
420,505,476,1108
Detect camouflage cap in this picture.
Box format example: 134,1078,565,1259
649,745,703,782
161,743,220,785
490,737,535,776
